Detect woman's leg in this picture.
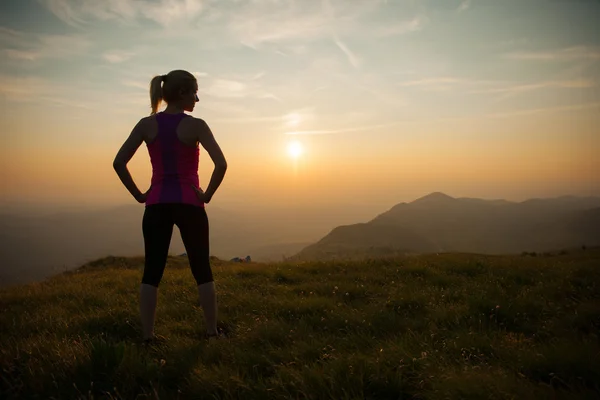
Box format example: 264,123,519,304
139,284,158,340
141,204,174,340
175,205,217,336
197,281,218,336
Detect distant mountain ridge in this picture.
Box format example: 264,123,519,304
292,193,600,260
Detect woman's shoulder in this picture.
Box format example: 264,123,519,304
180,115,209,129
137,114,157,126
131,115,158,142
182,114,207,123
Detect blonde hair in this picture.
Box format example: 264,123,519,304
149,70,197,115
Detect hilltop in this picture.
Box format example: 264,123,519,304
1,249,599,399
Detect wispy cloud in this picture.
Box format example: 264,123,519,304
0,27,27,46
505,46,600,61
229,3,332,48
332,34,361,69
285,121,403,136
200,76,279,102
457,0,471,13
400,73,596,97
282,108,316,128
203,79,248,98
5,49,39,61
0,74,52,100
473,79,596,99
1,27,91,62
376,16,426,37
485,101,600,119
211,115,283,124
400,77,463,87
399,76,503,92
38,0,207,27
102,49,135,63
0,73,93,109
227,0,413,48
122,79,148,90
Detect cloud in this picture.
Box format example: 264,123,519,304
285,121,403,136
227,0,408,48
399,75,596,96
1,28,91,62
102,49,135,63
473,80,596,98
122,79,148,90
332,34,362,69
398,76,503,92
203,79,248,98
400,77,463,87
376,16,426,37
5,49,40,61
505,46,600,61
229,4,333,48
211,115,283,124
0,75,52,101
396,76,596,99
200,76,279,101
258,93,283,102
38,0,87,26
0,74,93,109
485,101,600,119
0,27,27,46
38,0,207,27
457,0,471,13
142,0,204,27
282,108,316,128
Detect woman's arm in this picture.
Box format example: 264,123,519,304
194,118,227,203
113,118,149,203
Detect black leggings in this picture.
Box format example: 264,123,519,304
142,203,213,287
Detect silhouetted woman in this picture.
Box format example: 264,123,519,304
113,70,227,343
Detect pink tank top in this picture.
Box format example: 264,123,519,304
145,112,204,207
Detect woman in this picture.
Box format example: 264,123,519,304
113,70,227,344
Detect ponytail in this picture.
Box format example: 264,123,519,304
149,75,165,115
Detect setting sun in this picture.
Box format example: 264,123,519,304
287,140,304,159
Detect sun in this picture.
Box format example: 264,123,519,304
287,140,303,159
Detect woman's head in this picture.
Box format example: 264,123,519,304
149,70,199,114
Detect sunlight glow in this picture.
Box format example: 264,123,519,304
287,141,304,159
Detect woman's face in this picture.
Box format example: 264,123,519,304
182,83,199,112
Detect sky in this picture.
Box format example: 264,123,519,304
1,0,599,213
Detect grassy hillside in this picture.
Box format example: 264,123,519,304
1,250,599,399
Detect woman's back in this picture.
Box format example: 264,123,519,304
145,112,203,207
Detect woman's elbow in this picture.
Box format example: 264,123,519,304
113,159,126,171
217,160,228,170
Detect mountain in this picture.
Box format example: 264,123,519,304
292,223,437,261
292,193,600,261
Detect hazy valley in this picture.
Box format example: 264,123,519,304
2,192,599,287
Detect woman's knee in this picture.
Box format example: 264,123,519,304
192,266,213,286
142,268,164,287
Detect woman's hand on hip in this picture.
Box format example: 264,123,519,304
192,185,211,204
135,187,151,203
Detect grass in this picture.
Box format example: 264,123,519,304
1,249,599,399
